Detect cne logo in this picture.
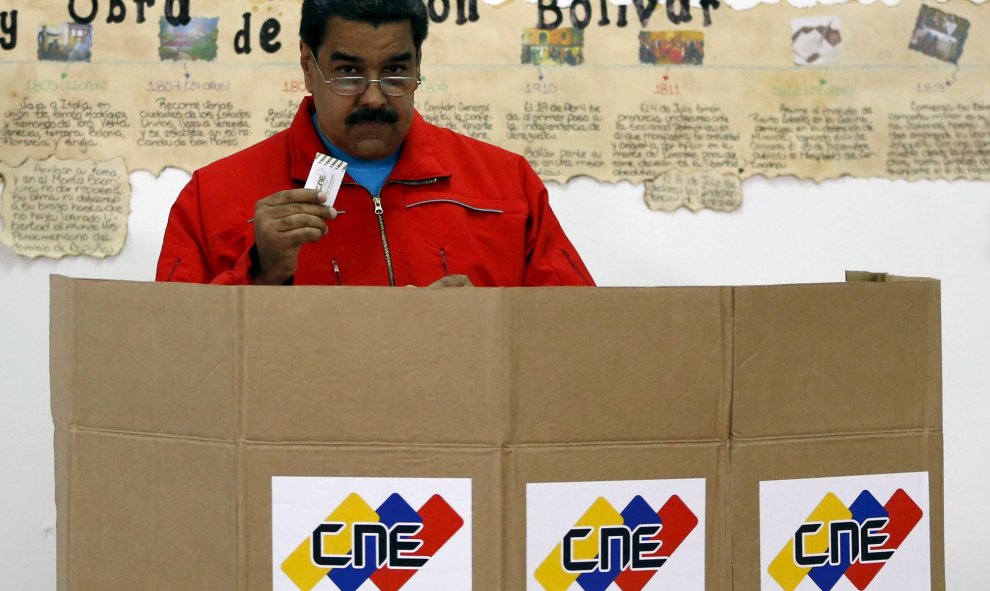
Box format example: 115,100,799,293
767,489,923,591
534,494,699,591
280,492,464,591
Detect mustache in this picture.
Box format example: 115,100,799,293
346,108,399,125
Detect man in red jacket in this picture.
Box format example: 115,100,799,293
157,0,594,287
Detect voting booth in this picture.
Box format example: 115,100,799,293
50,275,943,590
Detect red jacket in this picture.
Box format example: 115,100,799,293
157,97,594,287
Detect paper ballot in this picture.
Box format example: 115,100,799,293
304,153,348,207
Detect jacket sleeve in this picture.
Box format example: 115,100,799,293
156,172,255,285
518,158,596,286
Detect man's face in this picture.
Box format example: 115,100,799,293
302,17,419,160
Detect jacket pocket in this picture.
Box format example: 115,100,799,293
402,197,523,286
405,198,505,215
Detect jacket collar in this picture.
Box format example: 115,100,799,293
289,96,451,184
390,110,451,183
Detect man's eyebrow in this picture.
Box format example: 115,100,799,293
328,51,415,63
329,51,361,62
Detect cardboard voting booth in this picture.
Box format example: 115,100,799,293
50,274,943,590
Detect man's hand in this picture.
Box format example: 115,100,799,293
253,189,336,285
427,274,474,288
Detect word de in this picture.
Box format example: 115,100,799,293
231,0,482,57
233,11,281,55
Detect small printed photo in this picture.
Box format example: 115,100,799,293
908,5,969,64
639,31,704,65
158,16,219,61
37,23,92,62
791,17,842,66
521,28,584,66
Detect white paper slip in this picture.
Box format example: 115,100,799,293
304,152,348,207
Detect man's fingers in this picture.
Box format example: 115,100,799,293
250,189,335,284
269,212,329,234
263,202,336,220
261,189,326,207
263,225,325,249
283,226,326,246
253,189,337,284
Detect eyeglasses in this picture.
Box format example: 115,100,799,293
311,52,421,97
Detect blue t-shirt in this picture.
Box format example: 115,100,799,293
312,114,399,197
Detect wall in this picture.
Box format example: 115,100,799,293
1,171,988,589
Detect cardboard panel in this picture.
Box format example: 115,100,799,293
50,277,944,591
240,287,507,445
54,428,71,591
51,277,239,440
50,277,76,432
508,443,727,591
731,434,944,591
67,431,237,590
243,445,499,590
510,288,731,443
733,280,941,438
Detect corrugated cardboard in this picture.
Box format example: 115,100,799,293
730,278,943,590
50,275,942,590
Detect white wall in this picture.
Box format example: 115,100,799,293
1,172,988,589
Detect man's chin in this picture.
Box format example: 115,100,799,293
350,137,394,160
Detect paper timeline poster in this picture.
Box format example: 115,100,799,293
760,472,931,591
526,478,707,591
272,476,472,591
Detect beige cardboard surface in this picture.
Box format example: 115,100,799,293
51,278,238,438
240,287,505,445
66,431,237,590
731,434,945,591
733,280,942,437
507,287,731,443
50,275,943,590
244,446,503,590
508,443,728,590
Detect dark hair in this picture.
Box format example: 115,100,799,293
300,0,429,53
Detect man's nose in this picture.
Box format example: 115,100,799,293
357,79,388,108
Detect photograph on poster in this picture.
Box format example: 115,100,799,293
908,5,970,64
157,16,219,62
36,22,91,61
521,27,585,66
791,16,842,66
639,31,705,65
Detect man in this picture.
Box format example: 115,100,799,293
157,0,593,287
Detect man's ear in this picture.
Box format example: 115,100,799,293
300,40,315,94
